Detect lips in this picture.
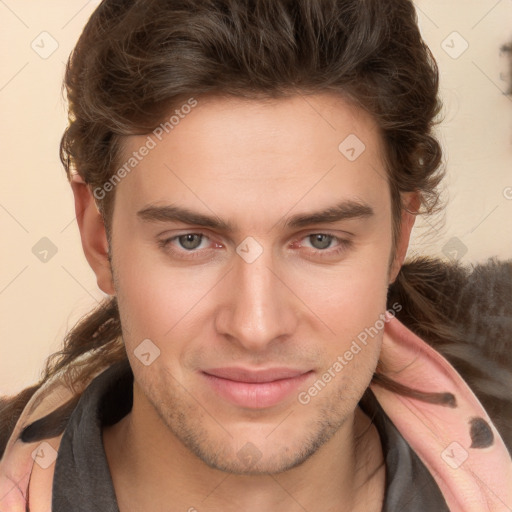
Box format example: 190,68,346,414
201,367,314,409
204,367,308,383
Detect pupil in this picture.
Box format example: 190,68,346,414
312,234,331,250
181,234,201,250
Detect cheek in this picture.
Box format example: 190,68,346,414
115,262,217,339
287,244,391,382
309,275,387,399
292,247,390,333
111,235,219,346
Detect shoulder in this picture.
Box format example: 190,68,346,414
392,256,512,452
0,373,73,512
0,354,122,511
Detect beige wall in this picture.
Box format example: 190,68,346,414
1,1,511,395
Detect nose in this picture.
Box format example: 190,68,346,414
214,243,298,352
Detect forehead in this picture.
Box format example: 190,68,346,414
114,93,389,226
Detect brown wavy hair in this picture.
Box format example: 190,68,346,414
2,0,511,456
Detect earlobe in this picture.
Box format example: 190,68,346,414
388,192,421,284
70,174,115,296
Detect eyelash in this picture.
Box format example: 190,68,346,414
157,232,352,260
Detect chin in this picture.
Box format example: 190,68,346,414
191,442,315,476
178,414,345,476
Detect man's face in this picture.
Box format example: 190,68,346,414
109,93,397,474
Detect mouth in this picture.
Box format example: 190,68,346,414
201,367,314,409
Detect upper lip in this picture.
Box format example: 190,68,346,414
202,367,311,383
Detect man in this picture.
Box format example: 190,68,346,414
1,1,511,511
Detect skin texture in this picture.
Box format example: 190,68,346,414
72,93,418,511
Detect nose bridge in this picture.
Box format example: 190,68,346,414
217,239,296,349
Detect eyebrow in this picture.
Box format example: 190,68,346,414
136,199,375,232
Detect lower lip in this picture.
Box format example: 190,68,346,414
201,371,314,409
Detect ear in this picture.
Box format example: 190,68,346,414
388,191,420,284
70,174,115,296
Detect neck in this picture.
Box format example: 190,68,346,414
103,384,385,512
